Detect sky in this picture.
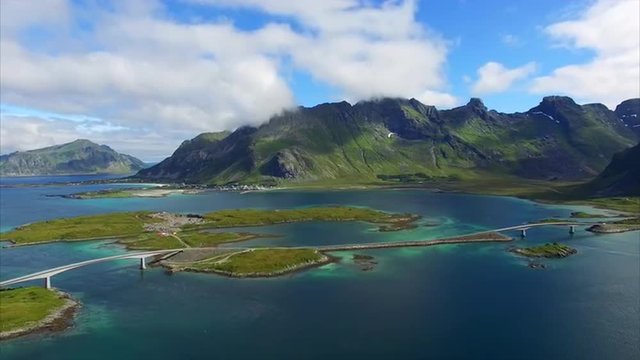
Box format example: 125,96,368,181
1,0,639,161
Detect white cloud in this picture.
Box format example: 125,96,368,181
0,0,454,159
530,0,640,107
187,0,452,101
471,62,536,94
415,90,460,108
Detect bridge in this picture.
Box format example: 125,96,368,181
0,221,594,289
488,221,588,237
0,249,183,289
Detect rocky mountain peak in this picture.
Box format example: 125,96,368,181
466,98,486,110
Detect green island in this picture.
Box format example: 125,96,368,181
166,248,330,277
587,217,640,233
196,207,420,231
511,242,577,258
0,287,78,340
0,207,420,249
62,187,200,199
570,211,607,218
0,212,162,245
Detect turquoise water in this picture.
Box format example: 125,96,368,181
0,176,638,359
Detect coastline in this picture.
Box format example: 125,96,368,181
0,290,79,341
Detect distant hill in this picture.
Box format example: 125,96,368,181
615,98,640,136
577,143,640,197
135,96,639,185
0,139,145,176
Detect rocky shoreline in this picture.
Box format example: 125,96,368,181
0,290,79,341
586,224,640,233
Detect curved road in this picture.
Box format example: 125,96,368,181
0,249,183,288
0,221,593,288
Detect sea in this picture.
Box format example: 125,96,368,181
0,175,638,360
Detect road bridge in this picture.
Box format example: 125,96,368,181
0,249,182,289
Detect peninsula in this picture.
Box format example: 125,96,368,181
0,287,78,340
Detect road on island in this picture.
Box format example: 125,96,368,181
0,221,595,288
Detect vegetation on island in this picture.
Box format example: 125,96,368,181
173,248,329,277
63,188,199,199
511,243,577,258
587,217,640,233
0,207,419,248
570,211,607,218
0,287,76,339
65,189,139,199
198,207,420,231
568,197,640,214
0,212,160,245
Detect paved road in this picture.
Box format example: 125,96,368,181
0,221,594,288
0,249,182,288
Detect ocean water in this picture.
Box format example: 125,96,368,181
0,176,638,359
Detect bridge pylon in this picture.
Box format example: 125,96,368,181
44,276,51,289
140,258,146,270
520,229,527,237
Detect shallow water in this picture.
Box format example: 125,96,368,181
0,177,638,359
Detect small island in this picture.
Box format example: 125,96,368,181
61,187,201,199
511,242,577,258
587,218,640,233
166,248,331,277
0,287,78,340
570,211,607,218
352,254,378,271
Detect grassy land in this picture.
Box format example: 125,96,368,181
565,197,640,214
0,207,416,248
375,177,640,214
612,217,640,225
586,217,640,234
512,243,577,258
180,248,328,276
530,218,568,224
570,211,607,218
0,287,68,334
199,206,419,230
69,189,136,199
0,212,160,244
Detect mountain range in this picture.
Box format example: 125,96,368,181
136,96,639,186
0,140,145,176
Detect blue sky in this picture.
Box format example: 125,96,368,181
1,0,638,160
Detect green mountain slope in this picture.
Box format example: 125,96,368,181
136,96,638,185
0,139,145,176
576,143,640,197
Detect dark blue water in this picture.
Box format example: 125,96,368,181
0,177,638,359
